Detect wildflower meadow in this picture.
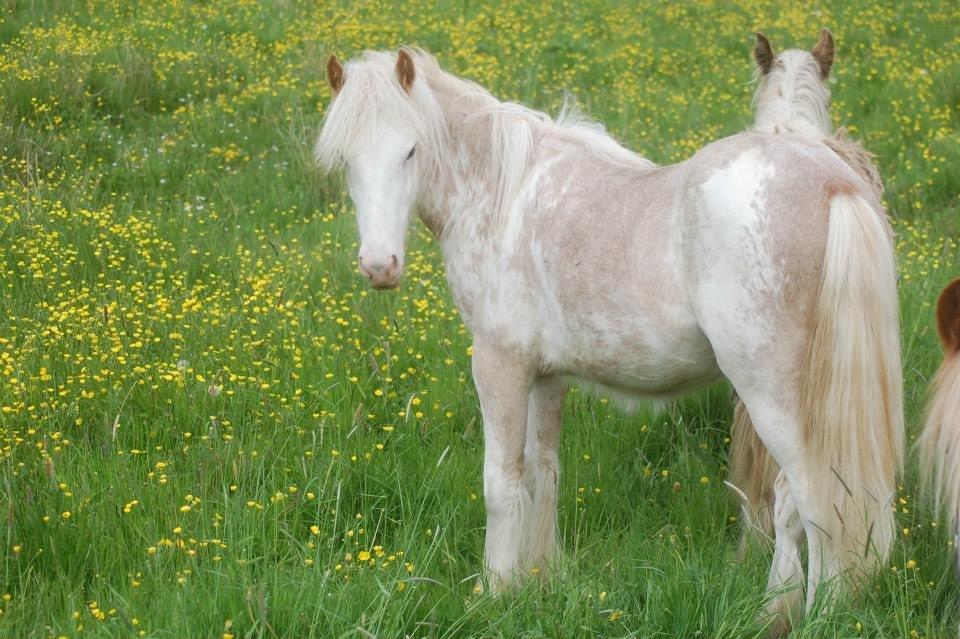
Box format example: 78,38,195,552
1,1,958,637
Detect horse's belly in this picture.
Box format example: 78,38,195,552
545,322,722,399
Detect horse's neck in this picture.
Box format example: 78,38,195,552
753,78,831,138
418,83,518,247
420,141,498,245
754,101,828,138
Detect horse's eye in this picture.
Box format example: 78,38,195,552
406,146,416,161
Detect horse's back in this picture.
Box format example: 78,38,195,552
682,131,877,289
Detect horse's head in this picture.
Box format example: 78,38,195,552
316,49,440,290
754,28,834,80
937,279,960,357
751,29,834,136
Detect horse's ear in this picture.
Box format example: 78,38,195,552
754,33,774,75
812,28,834,79
327,55,344,94
396,49,416,93
936,279,960,355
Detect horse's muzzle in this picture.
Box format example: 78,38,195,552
359,254,402,290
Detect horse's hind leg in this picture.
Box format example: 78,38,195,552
523,377,567,572
763,470,805,636
728,392,809,632
472,339,534,589
732,381,854,625
694,314,814,629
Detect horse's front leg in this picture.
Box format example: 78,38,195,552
523,376,567,573
472,339,534,589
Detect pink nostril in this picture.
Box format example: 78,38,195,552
358,257,373,280
358,254,402,287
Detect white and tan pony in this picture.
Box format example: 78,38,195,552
729,28,891,554
315,48,903,631
753,28,883,194
920,280,960,573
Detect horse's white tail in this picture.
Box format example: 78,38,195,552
918,280,960,566
801,193,903,582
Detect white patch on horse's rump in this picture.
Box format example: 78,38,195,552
695,148,780,353
700,148,776,230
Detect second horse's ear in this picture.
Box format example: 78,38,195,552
327,55,344,94
812,28,834,79
396,49,415,93
754,32,774,75
936,278,960,355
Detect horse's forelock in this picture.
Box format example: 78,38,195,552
314,50,448,173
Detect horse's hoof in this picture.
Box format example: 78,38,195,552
760,590,803,638
761,614,793,639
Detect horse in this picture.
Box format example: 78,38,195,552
919,280,960,573
729,29,890,552
752,27,884,195
315,48,903,632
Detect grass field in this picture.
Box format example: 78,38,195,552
1,1,959,637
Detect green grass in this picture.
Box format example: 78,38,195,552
1,1,959,637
